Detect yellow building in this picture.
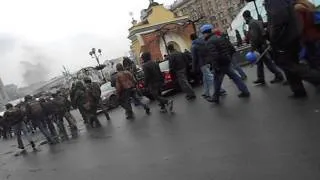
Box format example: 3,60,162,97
128,1,195,64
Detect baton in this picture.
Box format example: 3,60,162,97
254,45,271,64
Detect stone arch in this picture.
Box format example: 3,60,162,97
159,32,188,59
167,41,182,52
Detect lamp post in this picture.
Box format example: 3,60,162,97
89,48,106,82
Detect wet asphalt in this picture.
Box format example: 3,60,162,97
1,67,320,180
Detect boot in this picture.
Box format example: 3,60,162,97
30,141,37,151
270,75,284,84
145,106,151,115
253,79,266,85
238,92,250,98
104,112,111,121
207,95,220,104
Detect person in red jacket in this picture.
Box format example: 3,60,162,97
295,0,320,69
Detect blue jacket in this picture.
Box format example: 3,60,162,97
191,38,207,71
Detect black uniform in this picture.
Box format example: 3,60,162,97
3,106,35,149
25,99,55,144
265,0,307,96
246,17,284,83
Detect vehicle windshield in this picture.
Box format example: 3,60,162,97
100,82,113,92
159,61,169,71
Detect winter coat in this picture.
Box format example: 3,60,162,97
3,107,24,126
72,81,87,108
295,0,320,42
205,33,235,68
191,38,208,71
142,59,164,87
85,82,101,103
168,50,188,73
116,70,136,94
265,0,302,50
247,18,266,50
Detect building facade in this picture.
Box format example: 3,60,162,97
128,1,195,64
171,0,245,32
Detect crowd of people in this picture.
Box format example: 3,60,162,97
0,77,111,151
1,0,320,153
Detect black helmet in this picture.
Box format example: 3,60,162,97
24,95,33,101
5,103,13,110
83,77,92,84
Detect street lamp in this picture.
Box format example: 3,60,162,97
89,48,106,82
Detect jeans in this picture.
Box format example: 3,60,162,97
200,64,214,96
214,65,249,96
176,69,195,97
13,121,34,149
231,53,247,79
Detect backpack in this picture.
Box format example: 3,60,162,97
87,82,101,101
40,100,57,115
27,101,44,116
4,107,23,125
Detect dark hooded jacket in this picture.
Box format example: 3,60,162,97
191,38,209,71
205,33,235,68
168,50,188,73
72,81,87,107
247,18,266,50
142,58,164,87
265,0,302,50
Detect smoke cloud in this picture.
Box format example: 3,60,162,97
18,45,52,86
20,61,49,85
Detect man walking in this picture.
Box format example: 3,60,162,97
3,103,36,151
84,77,111,121
201,24,250,104
116,63,150,119
24,95,56,144
243,10,284,85
168,44,196,100
190,33,227,99
264,0,308,98
141,52,173,113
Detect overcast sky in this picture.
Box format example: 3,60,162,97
0,0,174,86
